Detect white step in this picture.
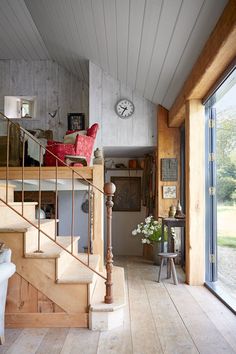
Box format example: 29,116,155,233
0,183,15,203
57,254,100,284
56,236,80,279
24,235,69,258
0,201,38,227
89,266,126,331
24,219,59,253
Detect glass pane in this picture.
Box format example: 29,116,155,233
215,70,236,304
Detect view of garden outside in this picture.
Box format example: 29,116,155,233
216,76,236,303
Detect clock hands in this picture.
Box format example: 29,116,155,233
121,106,128,115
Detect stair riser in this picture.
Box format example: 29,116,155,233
0,185,15,203
56,238,79,279
24,221,57,253
0,204,37,227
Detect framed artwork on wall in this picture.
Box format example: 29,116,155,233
67,113,85,131
111,177,141,211
162,185,177,199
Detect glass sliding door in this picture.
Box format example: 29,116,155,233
205,67,236,312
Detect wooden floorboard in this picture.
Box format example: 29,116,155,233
35,328,70,354
1,257,236,354
0,329,23,354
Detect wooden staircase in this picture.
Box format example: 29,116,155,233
0,184,100,328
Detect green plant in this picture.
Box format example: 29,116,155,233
132,216,171,244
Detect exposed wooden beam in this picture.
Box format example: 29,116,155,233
156,105,180,218
185,100,205,285
169,0,236,127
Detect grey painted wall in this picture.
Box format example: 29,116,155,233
89,61,156,150
58,191,89,252
0,60,89,140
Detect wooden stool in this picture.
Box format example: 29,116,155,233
157,253,178,285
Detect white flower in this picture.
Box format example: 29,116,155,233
142,238,147,244
154,220,158,225
132,230,137,236
145,217,151,224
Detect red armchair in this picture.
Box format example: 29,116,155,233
44,123,99,166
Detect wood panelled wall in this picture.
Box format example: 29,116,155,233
156,105,180,218
6,273,64,315
0,60,89,140
89,61,156,149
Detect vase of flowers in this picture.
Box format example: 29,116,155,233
132,216,170,265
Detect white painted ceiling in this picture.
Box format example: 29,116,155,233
0,0,227,108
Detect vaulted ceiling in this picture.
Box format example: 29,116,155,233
0,0,227,108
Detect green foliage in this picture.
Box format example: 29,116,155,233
216,111,236,202
217,176,236,202
218,236,236,248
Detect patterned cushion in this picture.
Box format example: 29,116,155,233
63,130,87,144
44,123,99,166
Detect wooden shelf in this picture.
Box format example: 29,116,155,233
105,168,143,171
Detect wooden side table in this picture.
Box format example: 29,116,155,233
161,217,185,267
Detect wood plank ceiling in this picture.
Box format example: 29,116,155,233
0,0,227,108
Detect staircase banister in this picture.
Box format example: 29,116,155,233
0,112,104,195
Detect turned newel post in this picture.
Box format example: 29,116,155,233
104,182,116,304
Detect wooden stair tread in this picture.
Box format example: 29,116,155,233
0,218,58,232
57,254,100,284
0,201,38,206
25,236,80,258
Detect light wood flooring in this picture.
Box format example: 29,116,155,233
1,256,236,354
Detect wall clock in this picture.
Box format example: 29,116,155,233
115,99,135,118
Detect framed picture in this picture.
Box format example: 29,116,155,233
162,185,177,199
111,177,141,211
67,113,85,131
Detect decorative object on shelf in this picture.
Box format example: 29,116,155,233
174,200,185,219
115,98,135,118
168,205,176,218
111,176,141,211
115,163,126,169
162,185,177,199
67,113,85,131
93,148,103,165
161,158,178,181
128,159,137,169
132,216,168,265
35,207,46,219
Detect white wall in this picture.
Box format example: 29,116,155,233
105,158,147,256
0,60,89,140
89,61,156,150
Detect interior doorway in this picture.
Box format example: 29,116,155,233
205,67,236,312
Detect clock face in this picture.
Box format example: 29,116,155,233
115,99,134,118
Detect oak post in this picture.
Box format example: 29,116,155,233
104,182,116,304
